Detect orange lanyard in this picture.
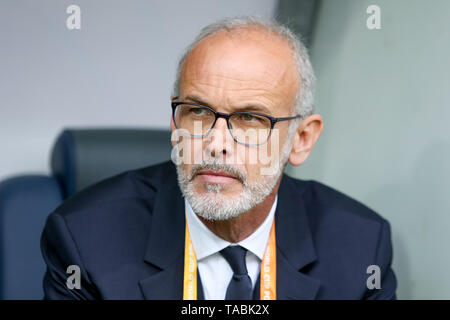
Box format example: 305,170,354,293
183,213,277,300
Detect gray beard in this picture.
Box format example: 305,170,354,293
173,138,293,221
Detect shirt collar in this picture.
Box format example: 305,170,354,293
185,195,278,261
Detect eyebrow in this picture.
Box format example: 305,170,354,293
183,95,273,115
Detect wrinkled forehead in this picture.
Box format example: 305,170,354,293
179,27,300,110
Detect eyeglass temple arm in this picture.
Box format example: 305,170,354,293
273,114,303,122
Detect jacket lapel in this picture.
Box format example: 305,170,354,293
274,174,321,300
139,163,186,299
252,174,321,300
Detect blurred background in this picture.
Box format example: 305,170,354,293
1,0,449,299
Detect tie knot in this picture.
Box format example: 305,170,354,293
220,245,248,276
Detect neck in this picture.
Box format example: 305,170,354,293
197,177,282,243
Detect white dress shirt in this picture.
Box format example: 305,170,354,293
185,195,278,300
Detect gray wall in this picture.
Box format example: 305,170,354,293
0,0,277,182
288,0,450,299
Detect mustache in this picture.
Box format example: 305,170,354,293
189,161,247,186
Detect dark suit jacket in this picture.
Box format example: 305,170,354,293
40,160,397,299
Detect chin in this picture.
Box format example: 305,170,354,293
187,183,262,221
195,181,242,197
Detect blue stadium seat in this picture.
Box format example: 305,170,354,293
0,128,172,299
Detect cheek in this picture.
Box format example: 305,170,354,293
266,127,290,162
246,131,288,178
178,136,204,165
182,163,192,179
268,127,285,152
240,146,265,181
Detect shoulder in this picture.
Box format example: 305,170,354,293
284,174,387,226
51,160,175,219
282,174,391,262
43,161,177,254
281,174,396,299
40,161,178,298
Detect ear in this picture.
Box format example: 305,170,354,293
288,114,323,166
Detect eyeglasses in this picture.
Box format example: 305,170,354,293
171,98,302,146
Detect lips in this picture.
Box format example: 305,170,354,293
196,170,238,184
197,170,236,178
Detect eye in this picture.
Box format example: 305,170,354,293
189,107,208,115
240,114,258,122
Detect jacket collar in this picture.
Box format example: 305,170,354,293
273,174,320,299
142,163,186,270
139,162,320,299
139,162,185,299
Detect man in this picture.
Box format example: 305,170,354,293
41,17,397,299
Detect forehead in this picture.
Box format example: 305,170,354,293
179,27,299,112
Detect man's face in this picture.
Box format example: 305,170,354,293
171,28,300,220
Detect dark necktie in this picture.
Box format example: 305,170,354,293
220,245,253,300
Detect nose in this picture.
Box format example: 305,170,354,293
205,117,233,158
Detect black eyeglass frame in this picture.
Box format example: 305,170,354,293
171,98,303,146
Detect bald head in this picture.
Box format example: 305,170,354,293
179,26,300,117
173,17,316,117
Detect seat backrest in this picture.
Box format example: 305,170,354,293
0,128,172,299
0,176,62,299
51,128,172,198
